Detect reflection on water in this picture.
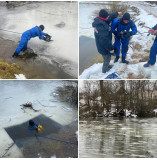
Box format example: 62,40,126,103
79,118,157,158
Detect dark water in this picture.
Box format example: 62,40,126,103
79,117,157,158
6,120,78,158
79,36,98,74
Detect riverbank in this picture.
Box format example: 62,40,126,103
0,59,26,79
79,2,157,79
0,37,74,79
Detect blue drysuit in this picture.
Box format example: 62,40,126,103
29,123,39,130
15,26,46,54
148,24,157,65
111,18,137,57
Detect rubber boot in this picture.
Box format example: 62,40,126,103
108,65,113,69
114,56,119,63
143,62,153,68
12,52,18,58
122,57,129,64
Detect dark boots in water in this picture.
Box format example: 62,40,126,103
12,52,18,58
114,56,119,63
122,57,129,64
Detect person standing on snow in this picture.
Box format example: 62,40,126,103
111,13,137,64
144,25,157,67
12,25,50,57
92,9,122,73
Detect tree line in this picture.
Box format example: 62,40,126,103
80,80,157,118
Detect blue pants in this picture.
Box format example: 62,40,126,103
148,40,157,65
114,37,130,57
15,34,28,54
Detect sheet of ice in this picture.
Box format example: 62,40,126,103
79,2,157,79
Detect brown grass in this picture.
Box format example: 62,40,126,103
127,72,144,79
93,2,128,17
139,55,149,62
144,49,150,53
134,43,142,51
0,59,26,79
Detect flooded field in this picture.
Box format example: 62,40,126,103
0,80,78,158
79,117,157,158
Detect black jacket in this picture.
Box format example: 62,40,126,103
92,12,118,55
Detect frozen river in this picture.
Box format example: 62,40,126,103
79,117,157,158
0,2,78,78
0,80,78,158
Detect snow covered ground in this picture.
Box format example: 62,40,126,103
0,80,78,158
0,2,78,78
79,2,157,79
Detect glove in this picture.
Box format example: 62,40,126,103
129,31,133,36
44,34,52,42
123,32,132,39
111,48,118,56
148,29,154,34
114,31,122,38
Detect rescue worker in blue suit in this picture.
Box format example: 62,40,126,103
29,120,42,131
144,24,157,67
12,25,48,57
111,13,137,64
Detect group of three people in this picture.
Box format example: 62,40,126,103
92,9,157,74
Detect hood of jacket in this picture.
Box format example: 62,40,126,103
92,17,108,29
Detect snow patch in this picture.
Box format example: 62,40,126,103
75,131,78,140
138,63,157,79
14,74,26,79
50,155,56,158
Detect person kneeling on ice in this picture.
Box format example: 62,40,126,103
12,25,51,57
144,25,157,67
29,120,43,131
92,9,122,73
111,13,137,64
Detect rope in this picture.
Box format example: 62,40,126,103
0,28,22,35
35,134,78,146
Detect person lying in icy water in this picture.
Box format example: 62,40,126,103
111,13,137,64
29,120,43,131
12,25,51,57
144,25,157,67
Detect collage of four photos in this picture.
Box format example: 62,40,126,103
0,0,157,158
